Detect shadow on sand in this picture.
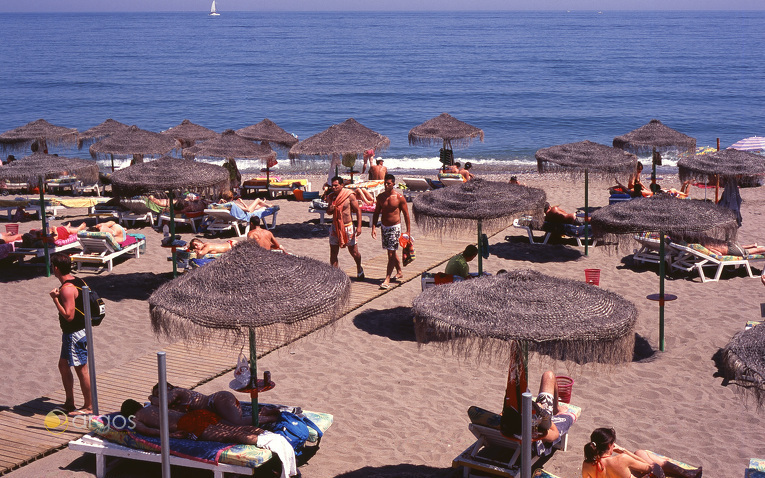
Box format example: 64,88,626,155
335,464,459,478
492,237,583,263
352,306,416,342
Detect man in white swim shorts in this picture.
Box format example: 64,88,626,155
371,174,411,289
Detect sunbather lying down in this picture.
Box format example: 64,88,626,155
18,222,88,247
219,190,274,212
149,382,280,427
700,238,765,257
188,238,235,256
582,427,702,478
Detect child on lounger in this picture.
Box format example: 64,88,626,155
582,427,702,478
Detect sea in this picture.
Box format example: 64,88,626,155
0,10,764,174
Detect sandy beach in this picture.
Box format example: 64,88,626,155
2,169,764,478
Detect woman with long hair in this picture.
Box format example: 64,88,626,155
582,427,701,478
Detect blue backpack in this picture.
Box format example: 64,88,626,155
268,411,322,455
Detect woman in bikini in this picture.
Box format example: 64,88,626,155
219,190,274,213
582,427,701,478
188,237,236,256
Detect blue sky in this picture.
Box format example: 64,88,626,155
1,0,763,12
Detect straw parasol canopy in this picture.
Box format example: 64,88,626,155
109,156,229,198
149,241,352,347
412,178,546,236
613,119,696,155
535,140,637,179
161,119,219,149
0,153,99,187
236,119,298,150
590,194,738,249
413,269,637,366
77,119,131,149
0,119,78,152
408,112,484,149
678,148,765,182
89,125,177,161
717,325,765,407
184,129,276,163
288,118,390,160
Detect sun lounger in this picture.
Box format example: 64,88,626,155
438,173,466,187
401,177,432,200
73,180,103,196
69,404,333,478
345,179,385,197
9,235,80,265
71,231,146,273
511,216,597,248
747,457,765,478
117,198,155,227
45,177,78,194
632,232,675,266
669,242,765,283
452,403,580,478
173,248,224,271
157,211,205,233
203,205,279,237
0,198,28,221
0,180,29,196
242,177,312,197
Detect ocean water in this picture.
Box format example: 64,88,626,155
0,10,763,173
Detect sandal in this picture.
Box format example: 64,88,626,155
357,268,365,280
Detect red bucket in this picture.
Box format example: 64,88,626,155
556,375,574,403
5,224,19,235
584,268,600,286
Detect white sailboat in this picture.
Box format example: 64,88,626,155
209,0,220,16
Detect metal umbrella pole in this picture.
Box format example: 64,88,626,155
157,352,171,478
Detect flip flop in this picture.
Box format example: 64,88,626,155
61,402,75,413
357,269,365,280
68,408,93,417
379,283,389,290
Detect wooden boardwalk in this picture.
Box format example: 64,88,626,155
0,232,477,475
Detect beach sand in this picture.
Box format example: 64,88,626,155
2,170,764,478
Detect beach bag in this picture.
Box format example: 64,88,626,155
439,148,454,166
73,280,106,326
269,411,323,455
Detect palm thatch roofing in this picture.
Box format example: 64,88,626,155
678,148,765,181
412,269,637,366
590,194,738,249
412,179,546,236
535,140,638,179
236,119,298,150
0,153,99,186
408,113,484,148
89,125,177,159
77,119,131,149
0,119,78,151
149,241,352,350
184,129,276,163
288,118,390,160
161,119,219,148
109,156,229,197
717,325,765,407
612,119,696,155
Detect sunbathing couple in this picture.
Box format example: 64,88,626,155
188,217,285,256
443,161,474,181
122,384,297,477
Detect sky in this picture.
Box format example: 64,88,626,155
0,0,763,12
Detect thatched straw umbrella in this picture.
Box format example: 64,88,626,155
613,119,696,182
591,195,737,350
717,325,765,408
408,113,484,170
0,154,99,275
160,119,219,150
289,118,390,184
0,119,78,154
110,156,229,276
76,119,132,172
413,269,637,478
536,140,637,255
412,179,546,274
149,241,351,425
236,118,298,151
236,119,298,189
89,125,177,165
184,129,276,194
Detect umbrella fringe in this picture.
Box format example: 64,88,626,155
536,161,634,179
413,214,519,238
594,224,738,255
0,156,99,186
407,135,481,149
719,346,765,409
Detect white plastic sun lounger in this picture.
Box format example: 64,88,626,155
71,232,145,273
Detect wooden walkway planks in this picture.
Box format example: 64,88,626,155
0,231,481,475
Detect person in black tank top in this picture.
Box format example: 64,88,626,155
49,252,92,416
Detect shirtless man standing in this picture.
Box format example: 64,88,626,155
368,159,387,180
371,174,411,289
247,216,286,252
326,176,364,278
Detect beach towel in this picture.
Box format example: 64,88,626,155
331,189,353,248
719,176,742,227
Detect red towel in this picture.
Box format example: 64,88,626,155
330,189,353,248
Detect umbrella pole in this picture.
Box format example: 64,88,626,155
110,154,115,173
157,352,171,478
248,328,259,427
659,234,666,352
39,175,51,277
265,166,271,199
477,219,483,275
169,191,177,278
82,286,99,415
584,169,589,256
